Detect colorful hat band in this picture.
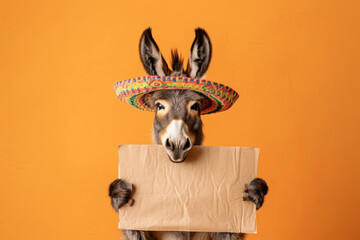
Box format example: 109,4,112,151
113,76,239,114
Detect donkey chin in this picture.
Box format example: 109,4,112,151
160,119,193,163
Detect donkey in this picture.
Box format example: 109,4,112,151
109,28,268,240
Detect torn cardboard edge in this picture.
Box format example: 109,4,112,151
117,144,259,233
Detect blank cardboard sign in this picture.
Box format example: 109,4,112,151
117,145,258,233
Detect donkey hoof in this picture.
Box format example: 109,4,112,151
244,178,268,210
109,179,133,211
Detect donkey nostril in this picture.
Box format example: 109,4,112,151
166,138,174,151
183,138,191,150
166,138,171,148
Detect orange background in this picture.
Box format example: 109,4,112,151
1,0,360,240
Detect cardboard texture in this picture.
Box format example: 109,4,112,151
118,145,259,233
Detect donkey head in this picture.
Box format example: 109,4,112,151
139,28,212,163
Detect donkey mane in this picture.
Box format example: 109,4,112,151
170,49,184,73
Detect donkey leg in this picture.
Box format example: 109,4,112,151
244,178,268,210
123,230,156,240
214,232,245,240
109,178,132,211
159,231,190,240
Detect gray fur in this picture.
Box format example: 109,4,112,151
150,89,204,146
170,49,185,76
109,28,268,240
139,28,170,76
109,179,131,210
186,28,212,79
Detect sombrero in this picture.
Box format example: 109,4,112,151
113,76,239,114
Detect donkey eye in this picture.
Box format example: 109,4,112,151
190,102,200,111
156,103,165,111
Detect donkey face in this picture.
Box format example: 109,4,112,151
150,89,204,162
139,28,212,162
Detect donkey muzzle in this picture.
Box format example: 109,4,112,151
161,120,193,162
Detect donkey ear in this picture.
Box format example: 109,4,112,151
186,28,212,79
139,28,170,76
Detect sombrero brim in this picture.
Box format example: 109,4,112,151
113,76,239,114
